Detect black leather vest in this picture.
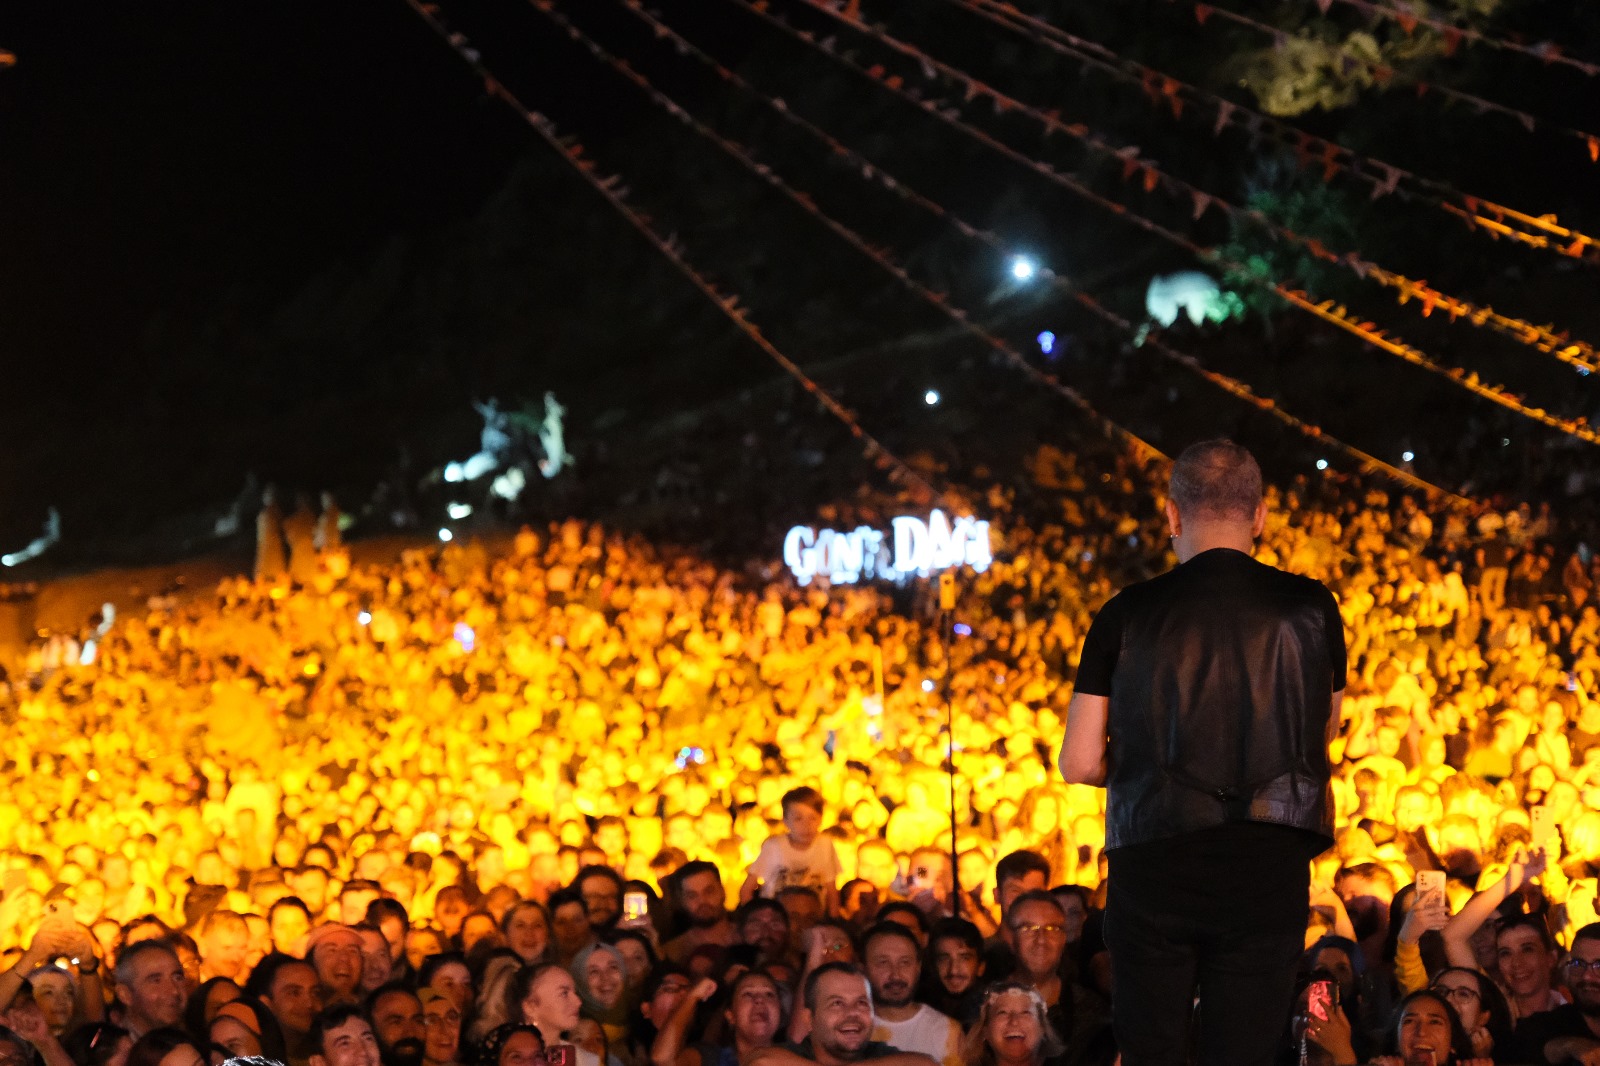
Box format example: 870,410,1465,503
1103,548,1338,851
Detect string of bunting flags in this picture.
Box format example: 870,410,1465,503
777,0,1600,380
729,0,1600,447
1173,0,1600,163
1310,0,1600,78
399,0,947,509
526,0,1171,471
612,0,1460,502
940,0,1599,266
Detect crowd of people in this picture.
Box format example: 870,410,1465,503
6,441,1600,1066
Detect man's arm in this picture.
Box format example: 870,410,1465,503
1059,693,1109,786
1540,1035,1600,1065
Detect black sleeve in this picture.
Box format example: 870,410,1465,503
1321,586,1347,690
1072,593,1126,697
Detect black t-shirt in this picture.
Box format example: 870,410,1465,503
1073,550,1347,698
1509,1002,1599,1064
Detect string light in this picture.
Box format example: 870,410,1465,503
734,0,1600,451
624,0,1461,501
1315,0,1600,78
529,0,1167,467
400,0,947,508
783,0,1600,377
1171,0,1600,163
938,0,1599,264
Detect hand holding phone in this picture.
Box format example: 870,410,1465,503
1531,805,1556,848
1415,870,1447,909
1306,979,1335,1023
545,1046,575,1066
622,890,649,923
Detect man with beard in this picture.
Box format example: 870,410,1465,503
252,955,324,1066
664,863,739,964
113,941,189,1039
862,925,960,1066
736,901,791,971
650,972,784,1066
308,926,366,1007
752,964,930,1066
310,1004,382,1066
1507,922,1600,1064
367,986,426,1066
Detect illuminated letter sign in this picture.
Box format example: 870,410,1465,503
785,510,991,586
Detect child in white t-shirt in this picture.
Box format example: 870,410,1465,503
739,786,840,912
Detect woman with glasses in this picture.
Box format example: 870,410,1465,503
1429,968,1512,1063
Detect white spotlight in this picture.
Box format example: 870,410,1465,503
1402,451,1415,462
438,528,453,543
1315,459,1329,471
924,389,941,406
447,502,473,520
1009,255,1037,282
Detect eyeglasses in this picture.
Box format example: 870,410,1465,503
1014,923,1066,938
1565,959,1600,976
1432,985,1481,1003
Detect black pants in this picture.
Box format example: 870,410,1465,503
1103,826,1310,1066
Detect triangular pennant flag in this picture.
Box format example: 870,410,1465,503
1193,3,1213,24
1208,101,1234,137
1588,137,1600,163
1370,162,1401,199
1320,143,1340,182
1191,189,1212,219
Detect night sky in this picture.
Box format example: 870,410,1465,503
3,0,1598,559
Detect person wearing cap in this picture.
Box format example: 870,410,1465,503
418,988,462,1066
307,926,365,1007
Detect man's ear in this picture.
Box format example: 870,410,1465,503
1164,499,1182,538
1252,500,1267,538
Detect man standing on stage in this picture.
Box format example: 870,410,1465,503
1058,439,1344,1066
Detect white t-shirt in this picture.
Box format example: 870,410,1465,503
871,1004,962,1066
748,833,840,897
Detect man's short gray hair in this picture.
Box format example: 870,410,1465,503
1169,439,1262,522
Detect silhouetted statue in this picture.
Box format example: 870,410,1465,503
315,491,343,554
283,494,318,584
255,488,287,581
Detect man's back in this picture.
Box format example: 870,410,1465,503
1078,547,1342,852
1059,439,1348,1066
